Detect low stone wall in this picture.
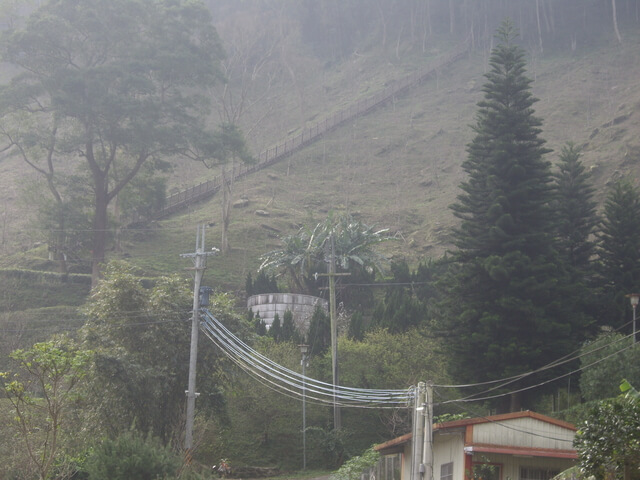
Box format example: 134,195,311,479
247,293,328,332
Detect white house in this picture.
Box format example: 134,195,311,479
374,411,577,480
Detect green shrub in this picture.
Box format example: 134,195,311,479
84,432,182,480
331,447,380,480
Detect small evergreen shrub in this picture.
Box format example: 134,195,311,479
84,432,181,480
331,447,380,480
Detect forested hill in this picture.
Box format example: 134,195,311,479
2,2,640,475
0,0,639,286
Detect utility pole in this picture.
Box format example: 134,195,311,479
317,233,350,431
412,382,425,480
328,233,340,430
300,344,310,470
182,225,218,454
422,382,434,480
411,382,434,480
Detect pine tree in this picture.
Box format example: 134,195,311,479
307,306,331,356
554,142,598,274
347,311,365,341
553,142,599,335
371,260,425,333
245,273,254,297
269,313,282,342
597,179,640,329
254,311,267,336
442,21,587,410
281,310,299,343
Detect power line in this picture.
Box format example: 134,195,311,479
437,332,638,406
201,309,413,408
433,389,575,444
434,319,636,390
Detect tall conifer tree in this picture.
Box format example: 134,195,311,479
554,143,598,274
442,21,586,410
597,180,640,329
553,143,599,332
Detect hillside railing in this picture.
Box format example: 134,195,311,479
150,40,470,220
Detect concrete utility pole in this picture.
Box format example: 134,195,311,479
412,382,425,480
182,225,218,453
328,234,340,430
317,233,350,431
422,382,434,480
300,344,310,470
412,382,434,480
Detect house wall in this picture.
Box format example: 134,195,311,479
468,452,575,480
403,443,412,480
433,430,467,480
472,418,574,451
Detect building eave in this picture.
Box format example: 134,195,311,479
464,443,578,460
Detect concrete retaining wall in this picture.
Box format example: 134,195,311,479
247,293,328,333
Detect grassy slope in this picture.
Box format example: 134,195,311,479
1,31,640,300
119,33,640,293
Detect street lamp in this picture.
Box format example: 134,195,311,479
626,294,640,343
299,344,310,470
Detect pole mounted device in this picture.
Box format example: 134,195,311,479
182,225,219,453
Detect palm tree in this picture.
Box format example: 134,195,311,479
259,213,394,295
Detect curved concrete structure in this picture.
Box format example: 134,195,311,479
247,293,328,333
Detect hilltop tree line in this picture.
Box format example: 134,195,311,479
208,0,639,59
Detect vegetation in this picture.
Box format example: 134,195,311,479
1,336,92,480
440,21,590,411
330,447,379,480
579,332,640,402
259,213,393,299
1,0,640,477
0,0,248,283
575,393,640,480
597,180,640,329
83,432,184,480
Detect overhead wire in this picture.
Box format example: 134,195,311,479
436,331,638,405
200,309,413,408
201,322,411,409
432,388,576,444
433,318,636,390
3,283,637,412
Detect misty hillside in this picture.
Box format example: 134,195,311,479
1,1,639,290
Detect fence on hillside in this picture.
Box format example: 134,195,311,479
152,40,470,220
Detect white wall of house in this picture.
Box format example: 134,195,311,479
377,412,577,480
471,418,575,451
467,452,574,480
433,429,467,480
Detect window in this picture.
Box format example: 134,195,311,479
441,462,454,480
519,467,559,480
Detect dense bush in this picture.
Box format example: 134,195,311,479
84,433,181,480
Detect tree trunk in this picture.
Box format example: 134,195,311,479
53,215,68,274
536,0,543,54
91,180,109,288
509,391,522,413
612,0,623,43
449,0,455,34
220,165,233,255
377,3,387,47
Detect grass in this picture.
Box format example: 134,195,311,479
1,32,640,323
